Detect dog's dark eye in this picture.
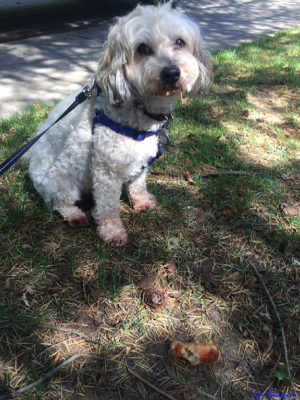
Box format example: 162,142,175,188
176,38,185,48
137,43,153,56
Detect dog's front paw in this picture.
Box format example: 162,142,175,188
131,192,157,212
98,223,128,246
97,211,128,246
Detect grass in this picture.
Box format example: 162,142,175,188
0,28,299,400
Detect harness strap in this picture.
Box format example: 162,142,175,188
142,142,163,170
93,109,161,141
93,109,164,169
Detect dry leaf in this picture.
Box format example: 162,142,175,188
258,325,273,353
204,273,220,289
186,132,200,143
5,278,10,290
222,205,238,218
33,103,41,110
239,185,251,195
282,202,299,216
43,242,60,251
245,276,257,288
200,164,218,174
172,299,181,309
272,259,281,268
240,131,250,137
164,259,176,274
193,237,206,247
170,339,220,366
90,287,107,301
198,211,207,223
181,169,195,185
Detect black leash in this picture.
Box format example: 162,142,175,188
0,77,96,177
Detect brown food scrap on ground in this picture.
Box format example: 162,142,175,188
170,339,220,366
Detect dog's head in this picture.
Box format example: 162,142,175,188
96,1,212,106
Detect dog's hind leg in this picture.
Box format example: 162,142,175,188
51,174,90,227
29,162,89,227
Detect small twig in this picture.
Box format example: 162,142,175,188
249,262,299,400
196,170,252,178
36,324,90,340
0,353,104,400
128,367,177,400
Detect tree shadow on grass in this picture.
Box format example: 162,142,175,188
0,154,298,398
1,102,299,398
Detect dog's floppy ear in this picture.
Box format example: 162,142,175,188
96,20,132,106
191,24,213,94
195,47,213,94
159,0,180,9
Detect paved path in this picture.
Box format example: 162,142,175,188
0,0,299,117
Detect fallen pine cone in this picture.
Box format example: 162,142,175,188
170,339,220,366
142,287,168,311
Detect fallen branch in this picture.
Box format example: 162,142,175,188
10,336,79,385
0,353,104,400
0,354,79,400
128,367,177,400
249,262,299,400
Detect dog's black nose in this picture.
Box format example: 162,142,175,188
161,66,181,84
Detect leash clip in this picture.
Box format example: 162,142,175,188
82,74,96,98
164,113,173,129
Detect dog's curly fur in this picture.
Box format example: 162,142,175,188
24,1,212,246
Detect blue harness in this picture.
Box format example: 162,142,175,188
92,97,165,170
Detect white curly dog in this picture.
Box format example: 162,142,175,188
25,1,211,246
